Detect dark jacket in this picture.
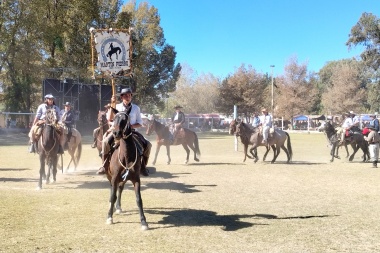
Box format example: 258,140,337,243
62,110,75,128
370,118,380,132
172,111,185,124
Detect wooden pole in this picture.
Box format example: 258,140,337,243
111,78,116,108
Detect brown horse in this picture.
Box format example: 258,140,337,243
93,110,110,157
60,127,82,171
232,121,292,163
145,119,201,165
36,109,60,190
105,112,148,230
229,119,272,162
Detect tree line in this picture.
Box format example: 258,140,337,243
0,1,379,121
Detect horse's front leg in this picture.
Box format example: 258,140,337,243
152,144,161,165
243,144,248,162
133,179,148,230
115,183,124,214
38,155,45,190
52,155,58,182
165,145,171,165
344,143,350,158
106,182,118,225
262,146,272,161
182,144,190,164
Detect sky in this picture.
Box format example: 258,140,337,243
131,0,380,78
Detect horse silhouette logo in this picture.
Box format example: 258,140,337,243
106,43,122,61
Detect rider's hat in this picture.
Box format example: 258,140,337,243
349,111,355,115
370,113,377,117
261,108,267,112
44,94,54,99
326,116,333,120
63,102,71,107
120,88,133,95
174,105,183,109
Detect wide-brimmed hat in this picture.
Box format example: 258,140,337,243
63,102,71,107
45,94,54,99
326,116,333,120
261,108,267,112
174,105,183,109
120,88,133,95
370,113,377,117
349,111,355,115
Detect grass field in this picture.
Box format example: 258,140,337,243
1,131,380,253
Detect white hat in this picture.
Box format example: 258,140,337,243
45,94,54,99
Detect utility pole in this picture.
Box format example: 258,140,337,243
270,65,275,117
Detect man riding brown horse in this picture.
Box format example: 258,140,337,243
171,105,186,144
96,88,151,177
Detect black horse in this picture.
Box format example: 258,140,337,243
37,109,60,190
105,112,148,230
145,119,201,165
320,121,370,162
106,43,121,61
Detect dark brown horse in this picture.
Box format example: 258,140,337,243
229,119,272,162
36,109,60,190
105,112,148,230
320,121,370,162
145,119,201,165
93,110,110,157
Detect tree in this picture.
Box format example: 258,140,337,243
216,64,267,120
320,59,367,115
275,57,317,120
119,1,181,112
346,12,380,70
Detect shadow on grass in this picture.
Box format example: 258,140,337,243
141,208,337,231
0,168,30,171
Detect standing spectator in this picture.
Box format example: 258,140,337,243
369,114,379,132
365,125,380,168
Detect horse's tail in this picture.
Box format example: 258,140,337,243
193,132,201,157
285,132,293,161
75,142,82,165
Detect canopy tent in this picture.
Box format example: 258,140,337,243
359,115,372,121
293,115,308,121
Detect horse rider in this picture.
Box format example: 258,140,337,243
171,105,186,143
28,94,64,154
252,112,261,128
96,88,151,176
340,111,360,143
91,95,116,149
259,108,272,145
60,102,75,149
364,124,380,168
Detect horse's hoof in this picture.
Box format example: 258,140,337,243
184,160,188,164
45,180,50,184
36,186,42,191
115,209,122,214
194,158,199,162
106,218,113,225
141,225,149,231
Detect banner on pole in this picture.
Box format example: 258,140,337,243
90,28,133,78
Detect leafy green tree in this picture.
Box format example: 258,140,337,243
346,12,380,70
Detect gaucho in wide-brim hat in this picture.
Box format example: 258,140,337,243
174,105,183,109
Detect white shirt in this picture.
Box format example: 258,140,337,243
260,114,272,127
342,117,353,129
115,102,143,125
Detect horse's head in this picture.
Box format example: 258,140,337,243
45,109,58,125
145,119,155,136
229,119,238,135
112,112,131,140
97,110,107,126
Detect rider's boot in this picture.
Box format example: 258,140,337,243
140,142,152,176
96,153,109,175
28,142,36,153
58,144,64,155
91,138,97,148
